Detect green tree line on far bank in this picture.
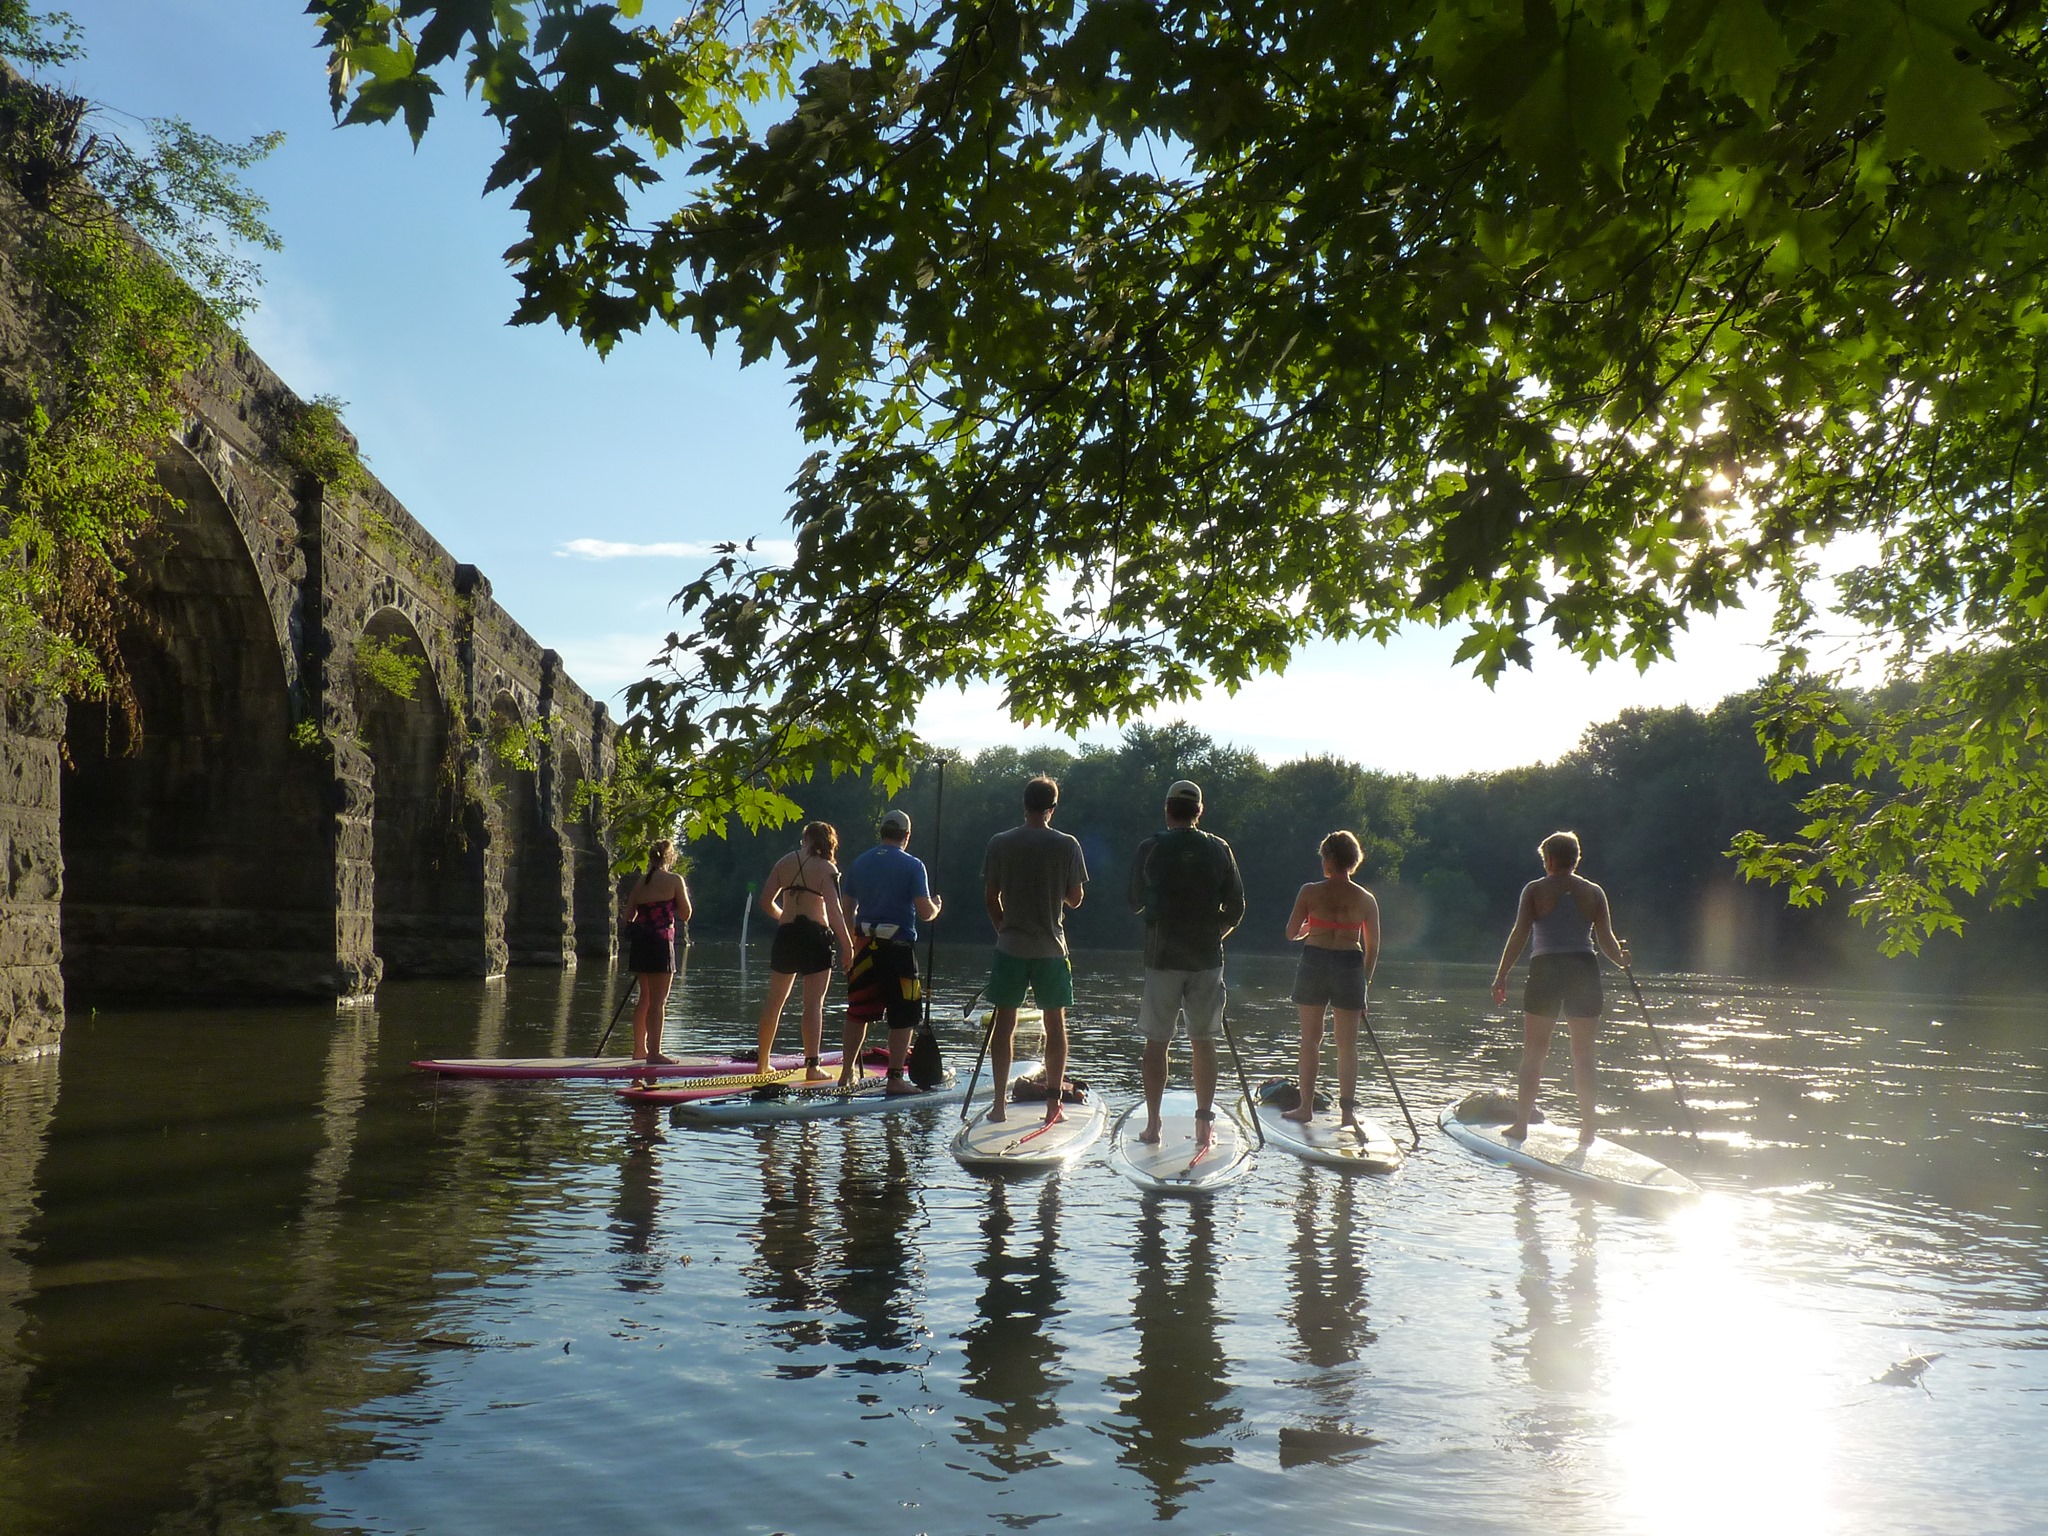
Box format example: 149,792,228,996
669,688,2048,994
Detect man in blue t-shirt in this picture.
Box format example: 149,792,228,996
839,809,944,1092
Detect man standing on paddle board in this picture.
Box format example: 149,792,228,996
839,809,944,1094
1490,829,1632,1146
1127,779,1245,1149
981,774,1087,1125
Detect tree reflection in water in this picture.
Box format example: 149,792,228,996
955,1178,1067,1473
1107,1200,1238,1518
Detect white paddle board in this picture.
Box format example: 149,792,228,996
951,1084,1108,1171
1439,1100,1698,1207
1249,1101,1404,1173
671,1058,1031,1126
1107,1090,1253,1194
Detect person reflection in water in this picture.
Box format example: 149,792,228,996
609,1104,665,1291
1489,829,1632,1145
1110,1203,1238,1517
956,1179,1068,1478
622,839,691,1071
827,1116,921,1358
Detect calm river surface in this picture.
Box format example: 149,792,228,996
1,943,2043,1535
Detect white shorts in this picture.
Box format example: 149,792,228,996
1138,967,1225,1043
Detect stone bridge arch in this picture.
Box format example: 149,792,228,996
59,445,338,1002
0,297,616,1054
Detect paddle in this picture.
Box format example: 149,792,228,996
1623,964,1702,1147
1359,1000,1420,1148
1216,986,1264,1148
595,976,637,1055
960,996,998,1123
909,758,947,1088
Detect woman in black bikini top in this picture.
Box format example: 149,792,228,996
753,822,855,1079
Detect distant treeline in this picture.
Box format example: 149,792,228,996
668,695,2048,990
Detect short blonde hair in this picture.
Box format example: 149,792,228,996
1320,830,1362,873
1539,830,1581,870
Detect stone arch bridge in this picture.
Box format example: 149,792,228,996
0,336,619,1058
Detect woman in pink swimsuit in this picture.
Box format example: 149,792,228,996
1281,831,1382,1129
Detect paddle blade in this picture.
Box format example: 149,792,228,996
908,1025,944,1089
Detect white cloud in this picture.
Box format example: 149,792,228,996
555,538,797,561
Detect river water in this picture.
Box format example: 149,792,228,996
0,943,2041,1535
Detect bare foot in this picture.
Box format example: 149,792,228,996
805,1067,832,1083
838,1071,855,1089
986,1106,1007,1124
1194,1113,1214,1151
1578,1127,1598,1147
1503,1122,1529,1140
754,1059,773,1077
885,1078,921,1095
1042,1104,1067,1128
1281,1106,1314,1124
1138,1120,1163,1145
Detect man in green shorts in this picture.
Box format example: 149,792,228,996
981,774,1088,1124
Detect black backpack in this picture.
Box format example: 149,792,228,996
1144,827,1229,931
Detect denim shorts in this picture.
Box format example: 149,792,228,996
1291,945,1366,1011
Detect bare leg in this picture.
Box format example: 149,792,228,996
755,970,798,1071
1140,1039,1169,1143
1285,1004,1324,1122
1509,1013,1554,1139
1191,1038,1218,1148
987,1007,1018,1122
1566,1016,1599,1144
799,969,832,1078
1040,1006,1068,1125
1333,1008,1362,1127
633,971,676,1064
840,1016,867,1086
885,1026,920,1093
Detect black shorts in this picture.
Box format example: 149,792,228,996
769,914,836,976
1524,952,1602,1020
1292,945,1367,1011
847,937,922,1029
627,926,674,975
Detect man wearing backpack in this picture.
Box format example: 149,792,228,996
1127,779,1246,1148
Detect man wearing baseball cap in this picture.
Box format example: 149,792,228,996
1127,779,1246,1148
839,808,943,1093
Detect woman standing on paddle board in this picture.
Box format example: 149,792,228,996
623,840,692,1069
1489,830,1631,1146
754,822,855,1081
1281,831,1381,1132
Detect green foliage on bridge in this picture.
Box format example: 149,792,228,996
0,5,280,719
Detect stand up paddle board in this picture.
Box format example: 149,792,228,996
1248,1101,1404,1173
614,1061,855,1104
667,1059,1030,1126
412,1049,840,1081
951,1079,1108,1171
1439,1099,1698,1208
1107,1090,1254,1194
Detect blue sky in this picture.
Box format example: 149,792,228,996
62,1,1784,777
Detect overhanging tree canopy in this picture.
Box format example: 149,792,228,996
310,0,2048,949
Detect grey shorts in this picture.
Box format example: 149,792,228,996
1138,967,1226,1044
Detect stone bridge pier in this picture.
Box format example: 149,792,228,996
0,337,619,1059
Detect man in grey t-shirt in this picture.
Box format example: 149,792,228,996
980,774,1087,1125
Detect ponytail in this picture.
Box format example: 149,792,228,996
646,839,674,880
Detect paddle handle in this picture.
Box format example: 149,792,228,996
1360,1002,1420,1148
1217,985,1264,1148
1624,964,1701,1146
596,976,637,1055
